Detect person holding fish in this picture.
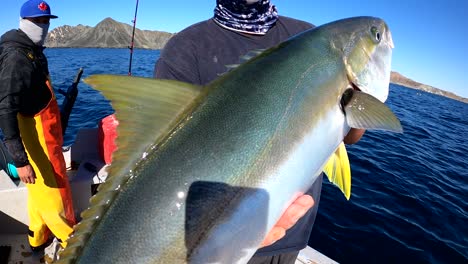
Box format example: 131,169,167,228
155,0,365,263
0,0,75,253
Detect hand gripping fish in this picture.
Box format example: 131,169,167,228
57,16,402,264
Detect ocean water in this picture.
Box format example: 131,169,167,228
46,48,467,264
46,48,159,144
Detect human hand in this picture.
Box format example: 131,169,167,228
343,128,365,144
17,164,36,184
260,194,315,247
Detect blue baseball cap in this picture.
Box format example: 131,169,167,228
20,0,58,19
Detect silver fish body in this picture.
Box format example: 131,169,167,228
58,16,398,263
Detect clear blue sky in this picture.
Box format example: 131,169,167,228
1,0,467,98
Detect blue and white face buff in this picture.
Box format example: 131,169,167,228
19,18,50,46
214,0,279,35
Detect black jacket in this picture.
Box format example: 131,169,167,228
0,29,52,166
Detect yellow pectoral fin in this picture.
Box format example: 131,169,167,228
323,142,351,200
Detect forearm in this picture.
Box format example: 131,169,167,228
343,128,365,144
0,113,29,167
0,49,31,167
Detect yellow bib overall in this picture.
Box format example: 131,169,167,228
18,79,75,248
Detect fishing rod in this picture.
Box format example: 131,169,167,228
60,67,84,136
128,0,140,76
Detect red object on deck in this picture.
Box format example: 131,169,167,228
98,114,119,165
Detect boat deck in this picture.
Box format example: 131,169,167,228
0,233,338,264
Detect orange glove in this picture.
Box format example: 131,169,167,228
260,194,315,247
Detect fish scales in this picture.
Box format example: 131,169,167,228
57,16,399,264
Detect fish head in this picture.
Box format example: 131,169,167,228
337,17,394,103
313,17,401,132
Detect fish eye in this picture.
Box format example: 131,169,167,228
371,27,381,43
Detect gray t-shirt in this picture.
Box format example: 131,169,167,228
155,16,313,85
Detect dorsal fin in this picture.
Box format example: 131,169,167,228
58,75,203,262
322,142,352,200
86,75,203,180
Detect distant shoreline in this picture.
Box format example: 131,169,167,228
390,72,467,104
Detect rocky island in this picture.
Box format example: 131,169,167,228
46,17,173,49
390,72,467,103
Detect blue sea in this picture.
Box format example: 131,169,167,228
46,48,468,264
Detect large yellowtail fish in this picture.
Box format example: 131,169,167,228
58,16,402,263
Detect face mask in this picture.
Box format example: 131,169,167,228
19,18,50,46
214,0,278,35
